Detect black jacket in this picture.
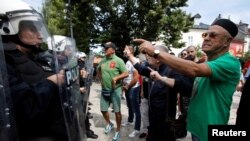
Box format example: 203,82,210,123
236,77,250,127
134,62,181,119
4,47,68,141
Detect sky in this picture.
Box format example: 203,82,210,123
23,0,250,25
182,0,250,25
23,0,43,11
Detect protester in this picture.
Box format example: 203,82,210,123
242,57,250,76
179,49,188,59
97,42,128,141
177,48,189,117
139,75,150,139
186,45,198,62
122,45,141,138
138,55,150,139
134,19,240,141
124,44,183,141
236,77,250,127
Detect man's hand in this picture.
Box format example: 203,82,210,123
80,87,86,94
122,83,129,91
133,39,155,57
80,68,88,78
148,67,174,87
112,77,118,88
47,70,65,85
148,67,162,81
124,45,133,58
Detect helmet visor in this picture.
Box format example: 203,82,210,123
7,11,50,48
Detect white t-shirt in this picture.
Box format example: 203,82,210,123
123,58,140,88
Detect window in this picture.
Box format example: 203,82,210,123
188,36,193,46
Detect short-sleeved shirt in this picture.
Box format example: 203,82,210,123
123,59,140,88
187,52,240,141
97,54,127,89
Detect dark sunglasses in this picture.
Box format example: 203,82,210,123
202,32,221,39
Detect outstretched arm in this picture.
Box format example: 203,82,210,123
134,39,212,77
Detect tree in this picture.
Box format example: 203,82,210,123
91,0,193,56
43,0,194,56
42,0,67,35
71,0,97,53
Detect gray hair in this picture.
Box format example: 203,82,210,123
154,44,169,53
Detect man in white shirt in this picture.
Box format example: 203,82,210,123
122,45,141,138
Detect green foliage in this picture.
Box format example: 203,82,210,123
43,0,67,35
43,0,194,56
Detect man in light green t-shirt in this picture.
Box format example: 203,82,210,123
134,19,240,141
97,42,128,141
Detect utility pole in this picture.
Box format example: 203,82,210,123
64,0,73,39
68,0,73,39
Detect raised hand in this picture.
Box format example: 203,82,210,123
133,39,155,56
148,67,162,81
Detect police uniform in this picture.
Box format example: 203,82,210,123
4,45,68,141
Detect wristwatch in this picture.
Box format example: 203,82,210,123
153,49,160,58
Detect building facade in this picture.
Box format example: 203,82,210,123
181,14,250,57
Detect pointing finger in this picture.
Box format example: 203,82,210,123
147,67,154,72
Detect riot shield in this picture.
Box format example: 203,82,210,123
0,35,18,141
81,51,95,117
52,35,86,141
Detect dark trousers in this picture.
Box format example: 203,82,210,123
125,86,141,130
147,121,166,141
85,116,90,131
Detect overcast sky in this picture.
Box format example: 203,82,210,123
23,0,250,25
183,0,250,24
23,0,42,11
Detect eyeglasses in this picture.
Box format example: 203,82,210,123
202,32,221,39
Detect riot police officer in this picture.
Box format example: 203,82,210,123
0,0,68,140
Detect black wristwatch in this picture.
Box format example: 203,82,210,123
153,49,160,58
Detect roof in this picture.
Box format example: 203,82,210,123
193,22,209,29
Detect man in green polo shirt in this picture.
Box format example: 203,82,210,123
97,42,128,141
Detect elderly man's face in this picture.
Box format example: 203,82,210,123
146,54,158,67
201,25,231,55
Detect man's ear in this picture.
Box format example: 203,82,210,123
227,37,233,43
223,37,232,48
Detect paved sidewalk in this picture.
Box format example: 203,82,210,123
87,82,240,141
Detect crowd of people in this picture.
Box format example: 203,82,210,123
96,19,249,141
0,0,249,141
